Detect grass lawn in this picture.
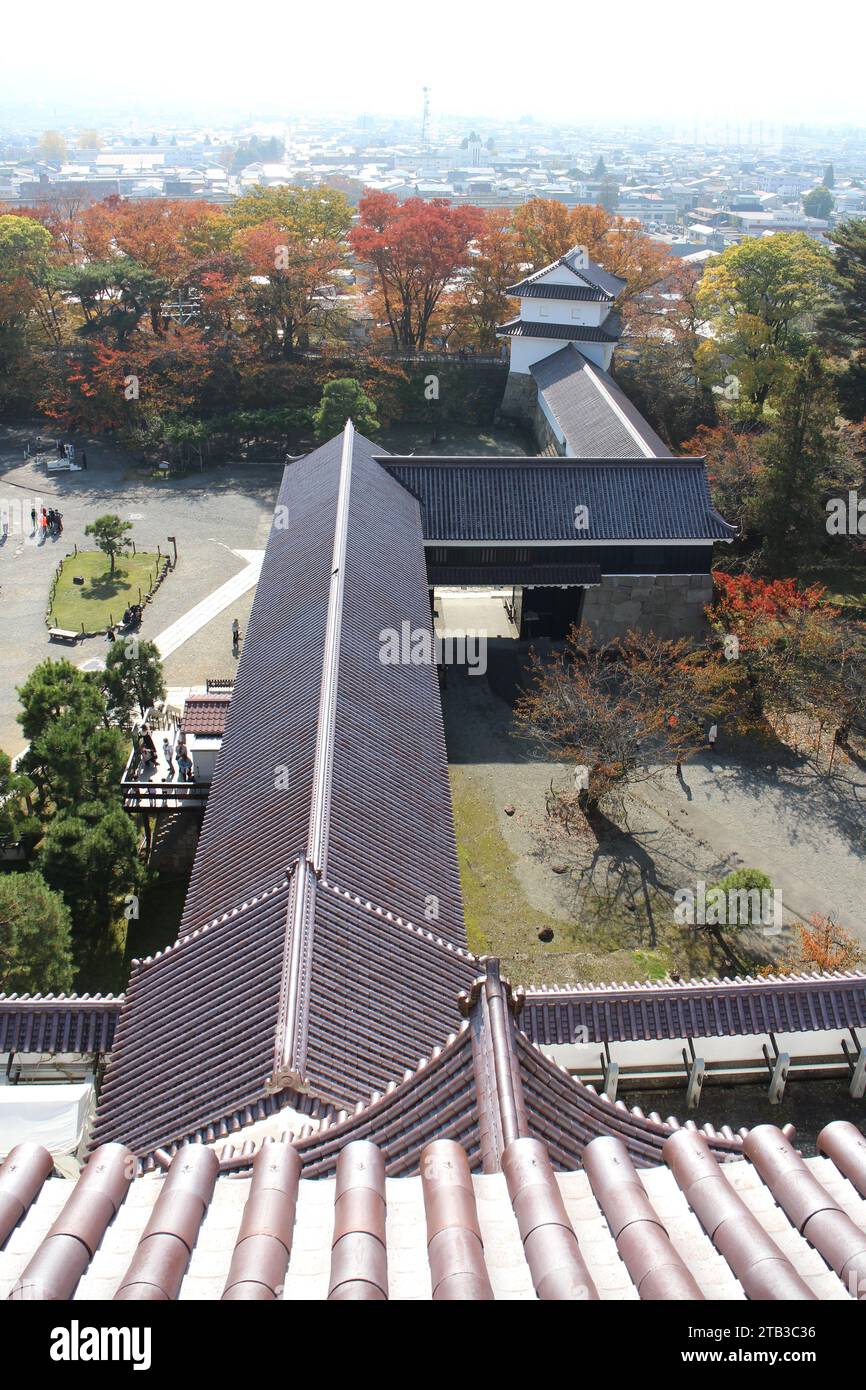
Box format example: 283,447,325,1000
51,550,163,632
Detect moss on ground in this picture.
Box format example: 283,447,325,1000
450,767,728,988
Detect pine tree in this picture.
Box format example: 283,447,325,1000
755,350,837,571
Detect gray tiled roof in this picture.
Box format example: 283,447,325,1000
530,344,670,458
508,250,626,301
504,281,608,302
497,317,621,343
382,457,736,543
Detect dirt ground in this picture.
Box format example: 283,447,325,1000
442,642,866,989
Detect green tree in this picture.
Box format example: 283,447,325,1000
39,803,142,950
16,660,105,743
821,217,866,420
803,186,834,219
85,514,133,573
696,233,833,414
27,717,127,813
0,872,74,992
824,163,835,190
0,751,36,843
754,350,838,571
103,638,166,722
229,184,352,241
592,155,607,178
313,378,379,439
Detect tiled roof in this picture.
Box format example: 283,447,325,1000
382,456,736,543
531,344,670,458
91,427,474,1160
0,995,122,1054
179,694,231,736
3,1118,864,1300
523,972,866,1044
508,250,626,301
497,317,621,343
504,282,610,301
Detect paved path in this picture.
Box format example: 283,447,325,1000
152,550,264,659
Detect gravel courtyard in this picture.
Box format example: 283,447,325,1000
0,425,280,755
444,645,866,987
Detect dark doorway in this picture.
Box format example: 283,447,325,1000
520,586,585,639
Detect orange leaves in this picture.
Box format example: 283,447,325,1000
710,571,831,622
350,194,484,350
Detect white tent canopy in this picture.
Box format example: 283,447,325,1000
0,1083,94,1159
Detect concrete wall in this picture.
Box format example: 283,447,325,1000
507,337,612,374
581,572,713,642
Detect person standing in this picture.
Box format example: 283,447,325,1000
162,737,175,779
30,506,36,534
231,617,240,654
81,450,88,470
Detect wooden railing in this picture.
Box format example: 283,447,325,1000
122,781,208,808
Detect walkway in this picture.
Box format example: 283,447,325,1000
152,550,264,659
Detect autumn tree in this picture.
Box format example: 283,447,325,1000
706,572,864,741
680,423,764,536
696,233,833,414
39,130,68,162
511,199,674,325
351,193,483,352
234,220,344,357
772,913,865,974
229,184,352,242
447,209,520,350
514,625,741,813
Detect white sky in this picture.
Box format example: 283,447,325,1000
2,0,865,126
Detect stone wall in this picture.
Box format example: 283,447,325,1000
581,573,713,642
498,371,537,426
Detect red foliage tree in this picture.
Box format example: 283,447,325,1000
350,193,483,351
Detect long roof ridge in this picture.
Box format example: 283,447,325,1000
523,967,866,996
270,421,356,1094
0,991,124,1003
580,354,659,458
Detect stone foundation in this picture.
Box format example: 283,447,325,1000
581,573,713,642
498,371,537,426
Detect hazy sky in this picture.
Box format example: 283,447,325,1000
2,0,865,128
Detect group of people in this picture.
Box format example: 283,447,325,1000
137,724,195,783
31,506,63,538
